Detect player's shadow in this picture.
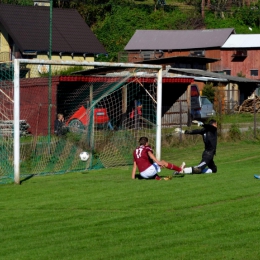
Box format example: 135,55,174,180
135,174,172,180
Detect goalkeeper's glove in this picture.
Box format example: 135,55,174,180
174,128,185,134
192,120,204,126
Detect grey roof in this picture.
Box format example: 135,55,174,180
0,4,106,54
134,56,219,65
125,29,235,51
222,34,260,48
169,68,260,84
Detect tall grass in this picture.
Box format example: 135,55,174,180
1,140,260,259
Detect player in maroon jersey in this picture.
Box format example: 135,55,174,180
132,136,185,180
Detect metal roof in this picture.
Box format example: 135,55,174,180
222,34,260,48
71,67,194,84
72,67,127,76
0,4,106,54
134,56,219,65
169,68,260,84
125,29,235,51
71,66,161,76
194,76,227,82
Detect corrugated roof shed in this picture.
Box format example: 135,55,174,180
124,28,235,51
0,4,106,54
222,34,260,48
169,68,260,83
134,56,219,65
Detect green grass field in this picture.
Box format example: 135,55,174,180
221,113,260,124
1,140,260,259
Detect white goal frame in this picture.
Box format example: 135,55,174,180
13,59,162,184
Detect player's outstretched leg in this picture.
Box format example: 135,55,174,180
161,160,183,172
172,162,185,177
181,166,213,174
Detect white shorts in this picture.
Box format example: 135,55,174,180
140,163,161,179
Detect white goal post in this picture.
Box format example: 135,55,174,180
13,59,162,184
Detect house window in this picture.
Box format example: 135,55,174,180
223,70,231,75
141,51,153,60
190,50,205,57
250,70,258,76
232,50,247,57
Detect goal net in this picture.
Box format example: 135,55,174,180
0,59,162,184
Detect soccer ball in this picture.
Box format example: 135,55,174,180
80,151,89,162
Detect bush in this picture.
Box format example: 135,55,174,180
228,123,241,141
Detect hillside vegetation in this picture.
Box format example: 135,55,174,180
2,0,260,61
92,0,260,61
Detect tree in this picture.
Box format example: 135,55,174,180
0,0,32,4
202,83,215,103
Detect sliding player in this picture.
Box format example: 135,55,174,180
132,136,185,180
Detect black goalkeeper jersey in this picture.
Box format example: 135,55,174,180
185,124,217,154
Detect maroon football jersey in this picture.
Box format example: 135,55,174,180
133,145,153,172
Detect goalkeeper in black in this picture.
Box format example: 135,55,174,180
175,119,218,174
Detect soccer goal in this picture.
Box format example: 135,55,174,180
0,59,162,184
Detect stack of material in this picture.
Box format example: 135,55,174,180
0,120,30,137
234,95,260,113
